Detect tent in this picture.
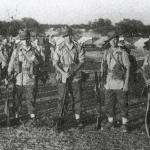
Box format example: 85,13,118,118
134,38,149,50
94,36,108,48
78,37,93,45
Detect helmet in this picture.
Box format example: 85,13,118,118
19,29,30,40
61,26,73,37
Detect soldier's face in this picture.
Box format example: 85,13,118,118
26,40,30,46
3,39,7,45
64,35,72,43
110,38,118,47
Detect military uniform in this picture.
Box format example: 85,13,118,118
53,36,85,125
100,40,130,131
8,40,36,118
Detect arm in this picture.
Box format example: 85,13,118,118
70,45,85,76
141,54,150,86
53,47,69,78
8,49,17,74
123,52,130,91
22,50,35,64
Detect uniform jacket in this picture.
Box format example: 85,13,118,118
8,40,35,86
53,39,85,83
102,47,130,90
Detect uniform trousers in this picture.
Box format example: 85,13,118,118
57,80,82,117
14,85,35,115
104,89,128,119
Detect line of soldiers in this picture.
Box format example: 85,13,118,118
1,26,150,134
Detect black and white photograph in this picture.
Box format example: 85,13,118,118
0,0,150,149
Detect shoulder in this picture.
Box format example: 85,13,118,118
72,40,81,49
144,54,150,60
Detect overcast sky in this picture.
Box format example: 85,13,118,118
0,0,150,25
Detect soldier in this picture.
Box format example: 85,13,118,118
141,47,150,137
8,29,36,123
99,36,130,132
53,26,85,130
0,38,13,83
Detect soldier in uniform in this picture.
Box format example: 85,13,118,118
0,38,13,84
53,26,85,129
8,29,36,123
99,36,130,132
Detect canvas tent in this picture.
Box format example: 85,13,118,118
94,36,108,48
78,37,93,45
134,38,149,50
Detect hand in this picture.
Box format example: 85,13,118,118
4,79,8,86
69,70,76,78
146,79,150,86
123,84,128,92
8,71,11,76
62,72,70,79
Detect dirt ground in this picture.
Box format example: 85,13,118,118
0,50,149,150
0,111,150,150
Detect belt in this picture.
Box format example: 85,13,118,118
62,64,70,67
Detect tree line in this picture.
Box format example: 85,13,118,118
0,17,150,37
71,18,150,37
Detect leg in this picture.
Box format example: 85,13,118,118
56,82,69,130
104,89,116,129
57,82,67,117
116,90,128,132
72,81,82,119
104,89,116,119
33,76,38,106
25,85,35,118
15,85,24,118
72,81,83,128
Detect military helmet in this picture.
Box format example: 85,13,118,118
62,26,73,37
19,29,30,40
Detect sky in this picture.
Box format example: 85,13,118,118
0,0,150,25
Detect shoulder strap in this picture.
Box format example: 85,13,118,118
147,54,150,66
63,42,75,63
109,51,125,69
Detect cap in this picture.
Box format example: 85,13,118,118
62,26,73,37
19,29,30,40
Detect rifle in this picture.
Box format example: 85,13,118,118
95,71,102,130
31,46,48,84
60,77,70,117
4,75,10,126
141,69,150,138
56,77,70,130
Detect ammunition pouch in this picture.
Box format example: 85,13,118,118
112,63,126,80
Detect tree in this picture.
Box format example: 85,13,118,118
91,18,114,35
116,19,144,36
